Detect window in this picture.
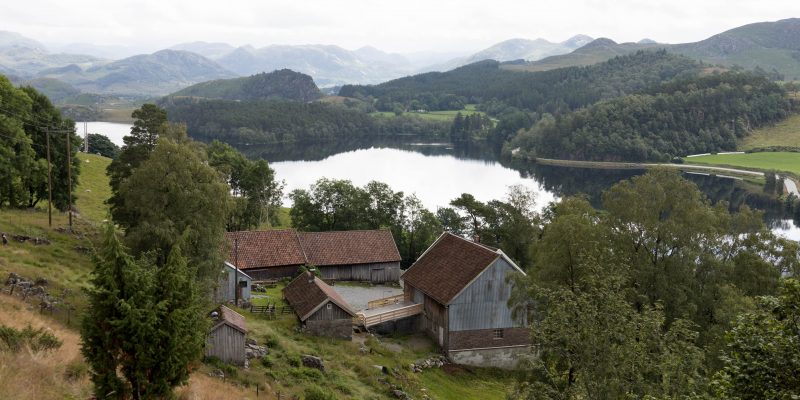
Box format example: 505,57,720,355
326,303,332,310
493,329,504,339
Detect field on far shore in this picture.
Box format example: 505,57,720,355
685,151,800,175
739,113,800,150
371,104,487,122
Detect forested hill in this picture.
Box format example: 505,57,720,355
339,50,700,113
509,71,793,162
165,69,322,102
164,98,449,145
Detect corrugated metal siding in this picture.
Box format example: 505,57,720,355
448,258,525,331
318,262,400,282
205,323,246,365
306,301,352,321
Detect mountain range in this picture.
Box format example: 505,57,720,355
1,18,799,101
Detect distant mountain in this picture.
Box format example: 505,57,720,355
0,31,46,50
506,18,800,79
504,38,663,72
167,69,322,102
169,41,237,60
215,44,414,86
23,77,81,102
38,49,237,96
46,42,150,60
431,35,594,71
672,18,800,79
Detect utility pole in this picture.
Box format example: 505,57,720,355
45,128,52,227
83,122,88,153
66,130,72,232
234,238,240,306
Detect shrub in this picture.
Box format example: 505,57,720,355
304,385,337,400
64,360,89,381
0,324,62,353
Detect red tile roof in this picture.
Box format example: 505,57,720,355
224,230,306,269
283,272,357,320
401,233,500,305
299,230,401,266
224,229,401,271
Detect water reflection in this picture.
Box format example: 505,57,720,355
237,137,799,237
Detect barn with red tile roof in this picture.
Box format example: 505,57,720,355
401,232,529,369
224,229,401,283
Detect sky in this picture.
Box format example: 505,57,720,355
2,0,799,55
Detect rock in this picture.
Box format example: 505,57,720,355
301,354,325,372
34,278,48,287
392,389,412,399
209,369,225,379
246,337,257,346
359,346,370,354
5,272,21,285
245,343,268,359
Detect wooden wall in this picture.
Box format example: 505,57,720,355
318,262,400,283
306,301,352,321
205,323,246,365
216,264,252,303
448,258,525,332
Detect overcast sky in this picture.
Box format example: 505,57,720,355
2,0,799,54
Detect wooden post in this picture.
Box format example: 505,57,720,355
66,130,72,231
234,238,240,306
45,129,52,227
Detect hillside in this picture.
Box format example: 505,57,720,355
168,69,322,102
340,50,701,113
505,18,800,79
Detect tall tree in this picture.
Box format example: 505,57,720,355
116,129,229,280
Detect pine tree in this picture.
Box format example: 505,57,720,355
81,225,205,399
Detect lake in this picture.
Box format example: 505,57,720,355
76,123,800,240
76,121,131,147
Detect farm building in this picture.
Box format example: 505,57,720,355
283,271,357,339
401,232,530,369
214,261,252,304
224,229,401,283
206,306,248,365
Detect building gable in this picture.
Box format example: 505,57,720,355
448,257,526,331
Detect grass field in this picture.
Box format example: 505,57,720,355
685,151,800,175
74,153,112,224
739,113,800,150
371,104,487,122
99,107,136,123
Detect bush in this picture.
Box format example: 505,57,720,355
0,324,62,353
304,385,337,400
260,356,273,368
64,360,89,381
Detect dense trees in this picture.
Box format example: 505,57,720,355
0,75,79,210
341,51,700,115
510,71,792,161
86,133,119,158
163,98,450,146
82,225,204,399
509,169,799,398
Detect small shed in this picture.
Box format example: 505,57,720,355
283,272,357,339
206,306,248,365
216,262,253,304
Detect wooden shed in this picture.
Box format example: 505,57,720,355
206,306,247,365
215,261,252,304
283,272,357,339
402,232,529,369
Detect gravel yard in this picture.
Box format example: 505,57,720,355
332,283,402,311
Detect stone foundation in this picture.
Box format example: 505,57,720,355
448,345,530,369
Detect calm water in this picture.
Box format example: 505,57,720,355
75,121,131,147
76,124,799,240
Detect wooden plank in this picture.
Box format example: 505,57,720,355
358,303,422,327
367,294,404,309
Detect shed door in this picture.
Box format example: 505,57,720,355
371,268,384,283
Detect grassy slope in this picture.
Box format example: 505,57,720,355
74,153,112,224
241,283,517,400
370,105,487,122
739,113,800,150
685,152,800,175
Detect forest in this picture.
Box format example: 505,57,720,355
509,72,793,161
163,97,450,145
